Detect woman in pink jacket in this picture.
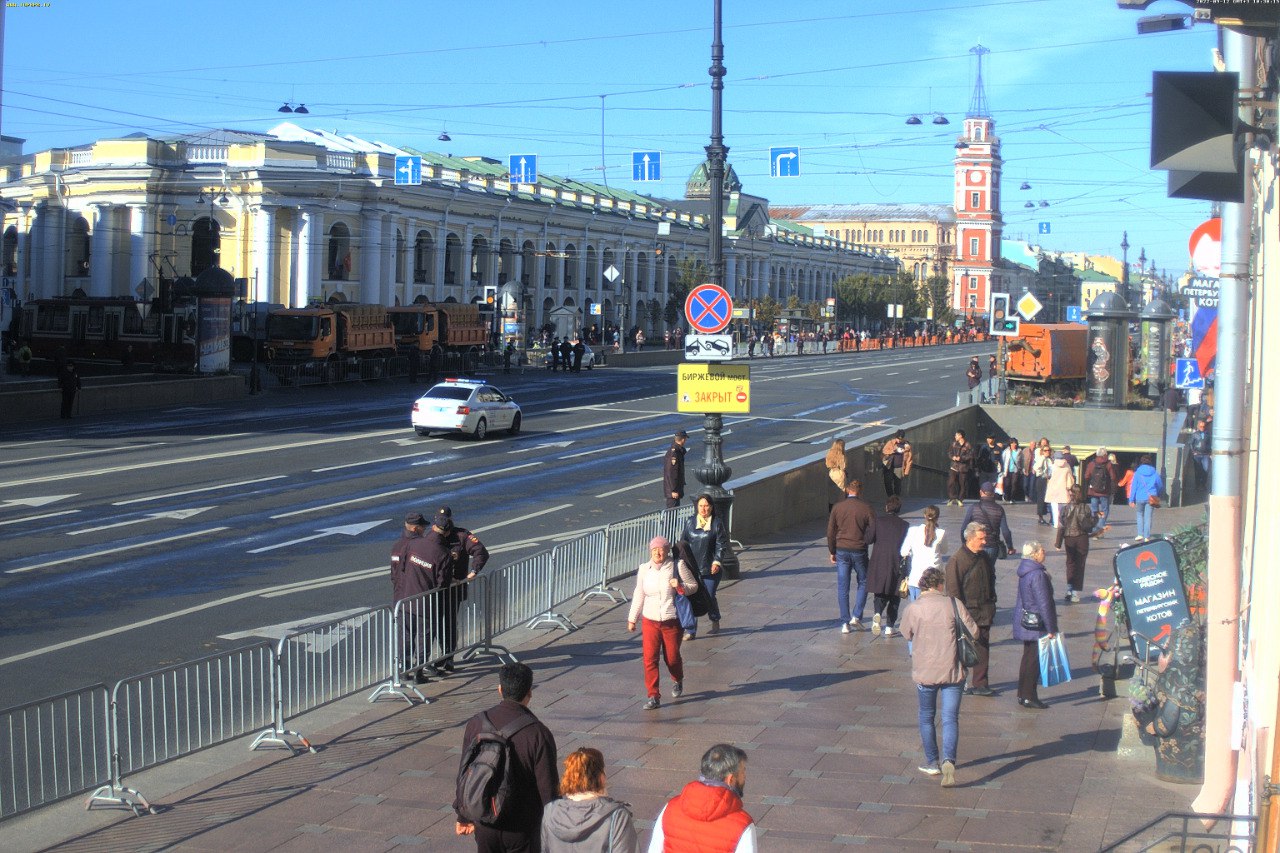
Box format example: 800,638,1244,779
627,536,698,711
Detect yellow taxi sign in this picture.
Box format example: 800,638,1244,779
677,363,750,413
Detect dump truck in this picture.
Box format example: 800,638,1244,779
1004,323,1087,386
265,302,396,364
387,301,490,375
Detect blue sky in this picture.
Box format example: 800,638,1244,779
3,0,1217,275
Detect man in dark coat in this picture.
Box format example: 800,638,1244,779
945,522,998,696
558,337,572,372
571,338,585,372
549,336,561,371
430,505,489,672
58,361,82,419
962,482,1014,565
966,357,981,391
663,429,688,508
946,430,974,506
827,479,877,632
455,663,558,852
390,512,442,684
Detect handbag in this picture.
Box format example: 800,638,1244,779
1038,634,1072,687
1020,609,1044,631
674,561,710,617
996,540,1009,560
1147,494,1161,508
895,555,911,598
951,598,980,668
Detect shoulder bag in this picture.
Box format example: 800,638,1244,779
1020,609,1044,630
951,597,980,668
674,562,710,617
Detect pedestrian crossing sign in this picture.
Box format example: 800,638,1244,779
1174,358,1204,389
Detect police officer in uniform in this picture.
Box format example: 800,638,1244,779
663,429,689,508
390,512,441,684
429,506,489,672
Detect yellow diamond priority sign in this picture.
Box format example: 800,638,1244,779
1016,292,1044,321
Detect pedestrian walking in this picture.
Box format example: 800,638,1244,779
58,361,81,419
676,493,730,638
961,482,1014,565
627,536,698,710
1018,440,1037,505
1082,447,1118,532
1128,454,1164,542
455,663,559,850
880,429,913,498
503,340,515,374
900,568,976,788
1013,542,1058,710
944,523,997,696
1055,485,1103,603
946,430,974,506
999,438,1022,502
867,496,909,638
1032,444,1053,523
965,357,981,392
1189,420,1211,493
551,337,562,371
559,338,572,372
827,478,877,633
389,511,441,685
987,354,998,399
571,338,585,372
646,744,757,853
662,429,688,508
541,748,638,853
1044,454,1076,528
15,339,33,375
825,438,847,513
431,506,489,672
900,505,946,600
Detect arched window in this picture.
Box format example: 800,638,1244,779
3,226,17,276
471,235,489,286
444,232,461,284
563,243,577,288
327,222,351,281
394,229,405,284
191,217,221,277
414,231,434,284
68,216,91,276
544,242,557,288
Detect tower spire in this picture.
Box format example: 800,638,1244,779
968,44,991,118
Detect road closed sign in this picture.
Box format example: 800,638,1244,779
677,363,750,413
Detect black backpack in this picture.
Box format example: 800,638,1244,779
456,712,538,826
1087,460,1113,494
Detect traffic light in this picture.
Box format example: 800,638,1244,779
481,285,497,312
989,293,1020,336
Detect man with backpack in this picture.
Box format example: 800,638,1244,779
1083,447,1118,534
455,662,559,851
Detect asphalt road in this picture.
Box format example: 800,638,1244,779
0,342,994,706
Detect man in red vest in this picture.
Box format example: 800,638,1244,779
647,744,757,852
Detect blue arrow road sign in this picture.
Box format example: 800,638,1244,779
1038,222,1051,235
632,151,661,182
1065,305,1083,324
509,154,538,184
1175,358,1205,389
394,155,422,186
770,147,800,178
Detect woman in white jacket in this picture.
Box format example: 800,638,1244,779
627,536,698,711
900,505,948,657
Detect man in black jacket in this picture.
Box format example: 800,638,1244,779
430,506,490,672
455,663,558,852
961,482,1014,565
827,479,877,633
945,523,997,696
389,512,440,684
947,430,974,506
663,429,688,508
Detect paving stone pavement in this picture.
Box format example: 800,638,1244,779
10,495,1209,852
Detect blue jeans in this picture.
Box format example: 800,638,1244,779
703,572,722,622
1022,473,1037,502
917,682,964,766
834,549,869,624
1090,495,1111,528
1134,501,1154,539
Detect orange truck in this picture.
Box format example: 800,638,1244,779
265,303,396,364
387,302,489,360
1004,323,1087,384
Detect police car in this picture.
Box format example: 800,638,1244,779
411,379,521,440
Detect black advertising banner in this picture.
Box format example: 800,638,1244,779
1113,538,1190,661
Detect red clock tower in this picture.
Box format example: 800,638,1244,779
952,45,1003,320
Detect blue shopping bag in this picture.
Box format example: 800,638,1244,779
1038,635,1072,687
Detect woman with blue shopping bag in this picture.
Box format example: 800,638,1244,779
1012,541,1059,710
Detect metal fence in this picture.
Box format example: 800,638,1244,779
0,505,692,822
0,685,110,820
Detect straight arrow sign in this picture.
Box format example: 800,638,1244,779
507,441,575,454
248,519,388,554
70,507,217,536
2,494,79,509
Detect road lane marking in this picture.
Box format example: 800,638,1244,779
0,509,81,527
70,507,216,536
313,449,436,472
560,434,669,460
2,494,79,509
0,442,169,467
113,476,288,506
443,461,542,483
0,428,409,489
473,503,573,532
249,519,389,554
217,608,372,640
5,527,230,575
270,488,416,520
550,412,669,432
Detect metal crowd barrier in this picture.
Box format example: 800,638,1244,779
0,505,693,821
0,685,110,820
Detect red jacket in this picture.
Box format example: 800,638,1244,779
660,781,753,853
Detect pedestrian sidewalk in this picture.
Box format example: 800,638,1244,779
8,497,1208,852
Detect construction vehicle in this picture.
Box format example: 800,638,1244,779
387,301,489,370
265,302,395,365
1004,323,1087,393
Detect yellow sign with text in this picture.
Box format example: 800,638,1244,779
677,363,751,413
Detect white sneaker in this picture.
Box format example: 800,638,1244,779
883,626,896,638
849,618,862,632
918,763,941,776
871,613,882,636
841,622,851,634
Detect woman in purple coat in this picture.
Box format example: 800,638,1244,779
1012,541,1058,710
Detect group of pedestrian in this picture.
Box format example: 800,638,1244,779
546,336,589,373
455,661,757,853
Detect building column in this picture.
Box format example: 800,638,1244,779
295,207,319,307
461,224,475,297
253,205,276,304
379,214,394,306
127,204,151,299
434,221,449,302
89,204,112,297
361,209,384,305
402,216,417,304
725,251,737,297
14,207,31,299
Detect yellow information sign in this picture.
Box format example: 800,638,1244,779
677,363,751,413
